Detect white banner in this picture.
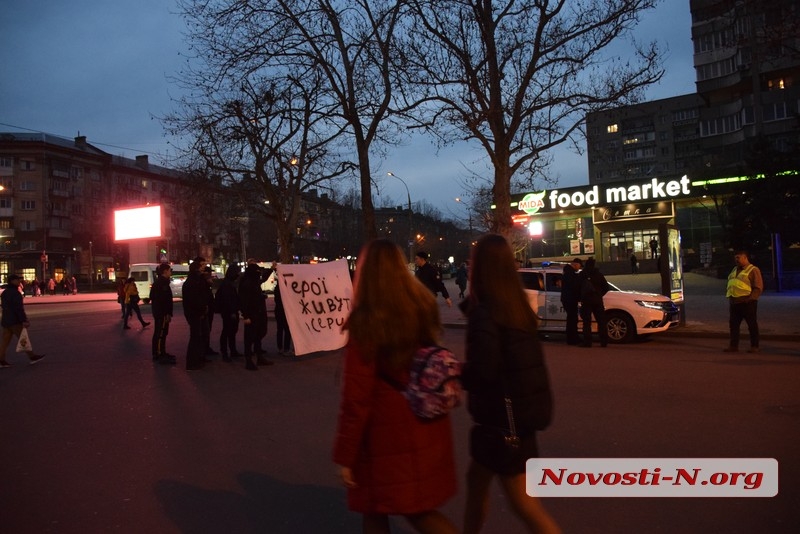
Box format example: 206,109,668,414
276,260,353,356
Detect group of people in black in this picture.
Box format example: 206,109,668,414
149,257,292,371
560,257,610,347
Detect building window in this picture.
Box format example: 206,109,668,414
19,181,36,191
0,158,12,168
763,102,788,122
607,124,619,133
0,198,11,209
21,160,35,171
21,200,36,211
0,220,10,229
23,221,36,231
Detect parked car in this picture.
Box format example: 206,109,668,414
519,265,680,343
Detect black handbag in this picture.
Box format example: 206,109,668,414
129,294,141,304
469,395,524,474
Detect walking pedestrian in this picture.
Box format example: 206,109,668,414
333,238,457,534
578,257,610,348
215,265,242,362
630,252,639,274
150,263,176,365
1,274,46,368
116,278,128,319
459,234,558,534
455,262,468,299
414,251,452,307
649,238,658,259
182,257,210,371
122,277,150,330
47,277,56,296
560,258,583,345
724,250,763,353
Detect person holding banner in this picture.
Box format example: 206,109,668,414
334,239,457,534
239,263,272,370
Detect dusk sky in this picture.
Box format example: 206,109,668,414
1,0,695,217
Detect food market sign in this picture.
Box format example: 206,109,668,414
515,175,693,214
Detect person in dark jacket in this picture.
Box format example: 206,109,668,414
560,258,583,345
150,263,175,365
333,239,457,534
239,263,271,370
1,274,46,368
414,251,452,307
215,265,242,361
272,263,293,356
455,262,468,299
202,266,218,356
182,257,210,371
578,257,610,348
460,234,558,534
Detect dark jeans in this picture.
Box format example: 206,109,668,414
580,299,608,346
125,301,146,326
729,299,759,348
152,315,171,357
562,300,580,344
275,309,292,352
185,315,209,368
243,317,267,356
219,314,240,355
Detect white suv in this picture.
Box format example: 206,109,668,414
518,266,680,343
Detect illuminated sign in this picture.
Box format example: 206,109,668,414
114,205,162,241
511,175,693,216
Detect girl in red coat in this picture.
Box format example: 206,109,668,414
333,239,457,534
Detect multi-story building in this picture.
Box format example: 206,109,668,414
0,132,245,286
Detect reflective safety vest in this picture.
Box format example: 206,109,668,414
726,264,754,298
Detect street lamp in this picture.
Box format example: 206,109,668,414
387,172,414,263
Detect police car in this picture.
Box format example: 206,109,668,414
519,264,680,343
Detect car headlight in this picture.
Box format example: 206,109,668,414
635,300,667,310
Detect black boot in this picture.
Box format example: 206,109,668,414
245,354,258,371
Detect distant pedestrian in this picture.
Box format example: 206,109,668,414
30,279,40,297
150,263,176,365
649,238,658,259
116,278,128,319
578,257,610,348
724,250,763,353
455,262,468,299
182,257,210,371
630,253,639,274
70,275,77,295
460,234,557,533
414,251,452,307
272,264,293,356
47,277,56,296
560,258,583,345
0,274,46,368
333,238,457,534
215,265,242,362
122,277,150,330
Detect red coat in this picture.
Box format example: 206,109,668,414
332,342,457,514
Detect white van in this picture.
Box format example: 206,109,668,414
128,263,191,303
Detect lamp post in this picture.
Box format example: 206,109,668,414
387,172,413,263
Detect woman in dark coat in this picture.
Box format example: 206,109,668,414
460,234,559,534
333,239,457,534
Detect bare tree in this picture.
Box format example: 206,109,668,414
401,0,665,236
165,62,350,262
174,0,408,241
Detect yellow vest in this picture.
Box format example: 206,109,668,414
726,264,754,298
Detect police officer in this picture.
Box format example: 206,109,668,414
724,250,763,353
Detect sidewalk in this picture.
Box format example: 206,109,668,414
22,273,800,340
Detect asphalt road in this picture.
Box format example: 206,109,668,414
1,301,799,533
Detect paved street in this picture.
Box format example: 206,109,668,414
1,295,799,533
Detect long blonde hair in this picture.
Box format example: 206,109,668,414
468,233,538,332
344,239,441,369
